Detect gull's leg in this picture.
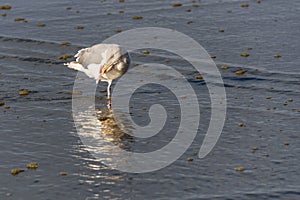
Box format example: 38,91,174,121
107,80,112,99
107,80,112,109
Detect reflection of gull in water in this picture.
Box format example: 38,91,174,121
74,105,133,160
65,44,131,100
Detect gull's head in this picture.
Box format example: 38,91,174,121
115,52,130,73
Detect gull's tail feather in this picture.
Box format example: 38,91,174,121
64,61,100,80
64,61,85,71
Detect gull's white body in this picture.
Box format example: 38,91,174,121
65,44,130,98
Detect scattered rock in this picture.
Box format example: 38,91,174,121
60,41,70,46
142,50,150,55
172,3,182,7
0,102,4,106
14,18,26,22
74,26,85,29
27,162,38,169
60,171,68,176
241,4,249,8
114,29,122,33
252,147,258,153
220,65,229,69
0,5,11,10
36,23,46,27
238,123,244,127
187,158,194,162
132,15,143,20
240,53,249,57
58,54,73,60
234,167,245,172
235,70,247,75
274,54,281,58
284,142,289,146
19,89,31,96
11,169,25,176
180,95,187,99
194,75,203,80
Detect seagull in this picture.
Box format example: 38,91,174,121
64,44,130,100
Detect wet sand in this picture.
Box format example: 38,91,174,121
0,0,299,199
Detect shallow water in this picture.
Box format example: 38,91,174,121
0,0,299,199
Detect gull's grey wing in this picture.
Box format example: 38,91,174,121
75,44,124,68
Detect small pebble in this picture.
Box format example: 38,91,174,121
2,13,7,17
274,54,281,58
187,157,194,162
19,90,30,96
180,95,187,99
74,26,84,29
235,70,247,75
194,75,203,80
142,50,150,54
114,29,122,33
58,54,73,60
265,96,272,99
27,162,38,169
240,53,249,57
172,3,182,7
11,169,25,176
241,4,249,8
0,102,5,106
132,16,143,20
284,142,289,146
60,171,68,176
252,147,258,153
219,29,225,32
220,65,229,69
14,18,26,22
36,23,46,27
238,123,244,127
234,167,245,172
0,5,12,10
210,55,216,59
60,41,71,46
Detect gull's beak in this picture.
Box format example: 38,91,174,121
100,63,113,75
